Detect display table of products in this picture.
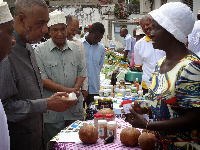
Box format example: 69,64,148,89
47,118,142,150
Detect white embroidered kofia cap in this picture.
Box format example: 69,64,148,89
149,2,194,44
0,1,13,24
136,27,145,35
47,10,66,27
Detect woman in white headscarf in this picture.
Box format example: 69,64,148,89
126,2,200,149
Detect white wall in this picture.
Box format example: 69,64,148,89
193,0,200,21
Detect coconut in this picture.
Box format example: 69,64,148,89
79,124,98,144
138,132,156,150
120,127,141,147
97,108,115,119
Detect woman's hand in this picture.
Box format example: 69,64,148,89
126,107,148,129
132,100,144,115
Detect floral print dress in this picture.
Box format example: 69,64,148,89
149,54,200,150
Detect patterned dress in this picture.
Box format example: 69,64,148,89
149,54,200,150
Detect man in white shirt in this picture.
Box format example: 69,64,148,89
0,1,16,150
120,28,136,63
188,9,200,56
134,15,166,94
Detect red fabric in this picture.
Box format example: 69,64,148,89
129,52,135,67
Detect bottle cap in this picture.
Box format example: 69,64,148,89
94,113,103,118
121,100,132,106
105,114,113,118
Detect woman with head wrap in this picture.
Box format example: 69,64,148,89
126,2,200,149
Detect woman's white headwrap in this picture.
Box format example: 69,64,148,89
149,2,194,44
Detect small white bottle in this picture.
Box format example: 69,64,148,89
138,90,143,97
120,86,126,97
131,86,137,94
98,120,107,139
126,89,131,96
107,121,117,139
114,85,120,96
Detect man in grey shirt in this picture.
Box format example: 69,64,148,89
34,10,87,147
66,15,88,106
0,1,77,150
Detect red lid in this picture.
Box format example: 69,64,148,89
105,114,113,118
121,100,132,106
94,113,102,118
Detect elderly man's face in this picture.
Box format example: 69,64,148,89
49,23,67,47
140,17,152,37
23,5,49,44
67,19,79,40
0,21,16,61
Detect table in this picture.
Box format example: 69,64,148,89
47,118,142,150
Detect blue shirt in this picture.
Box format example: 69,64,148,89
81,37,105,94
124,34,136,63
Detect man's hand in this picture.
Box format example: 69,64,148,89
46,92,77,112
66,88,80,97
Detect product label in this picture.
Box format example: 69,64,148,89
98,127,104,136
123,103,132,114
126,91,130,96
107,130,114,136
131,88,137,93
104,91,108,97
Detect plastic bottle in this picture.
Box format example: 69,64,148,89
98,120,107,139
94,113,103,129
107,89,112,97
120,86,126,97
126,89,131,96
131,86,137,94
134,78,140,92
107,121,117,139
103,89,108,97
114,85,120,96
121,100,132,114
99,89,104,97
138,90,143,97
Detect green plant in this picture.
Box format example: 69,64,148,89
129,0,140,4
114,3,129,19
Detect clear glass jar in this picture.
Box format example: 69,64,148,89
98,120,107,139
107,121,117,139
94,113,102,129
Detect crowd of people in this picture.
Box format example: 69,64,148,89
0,0,200,150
